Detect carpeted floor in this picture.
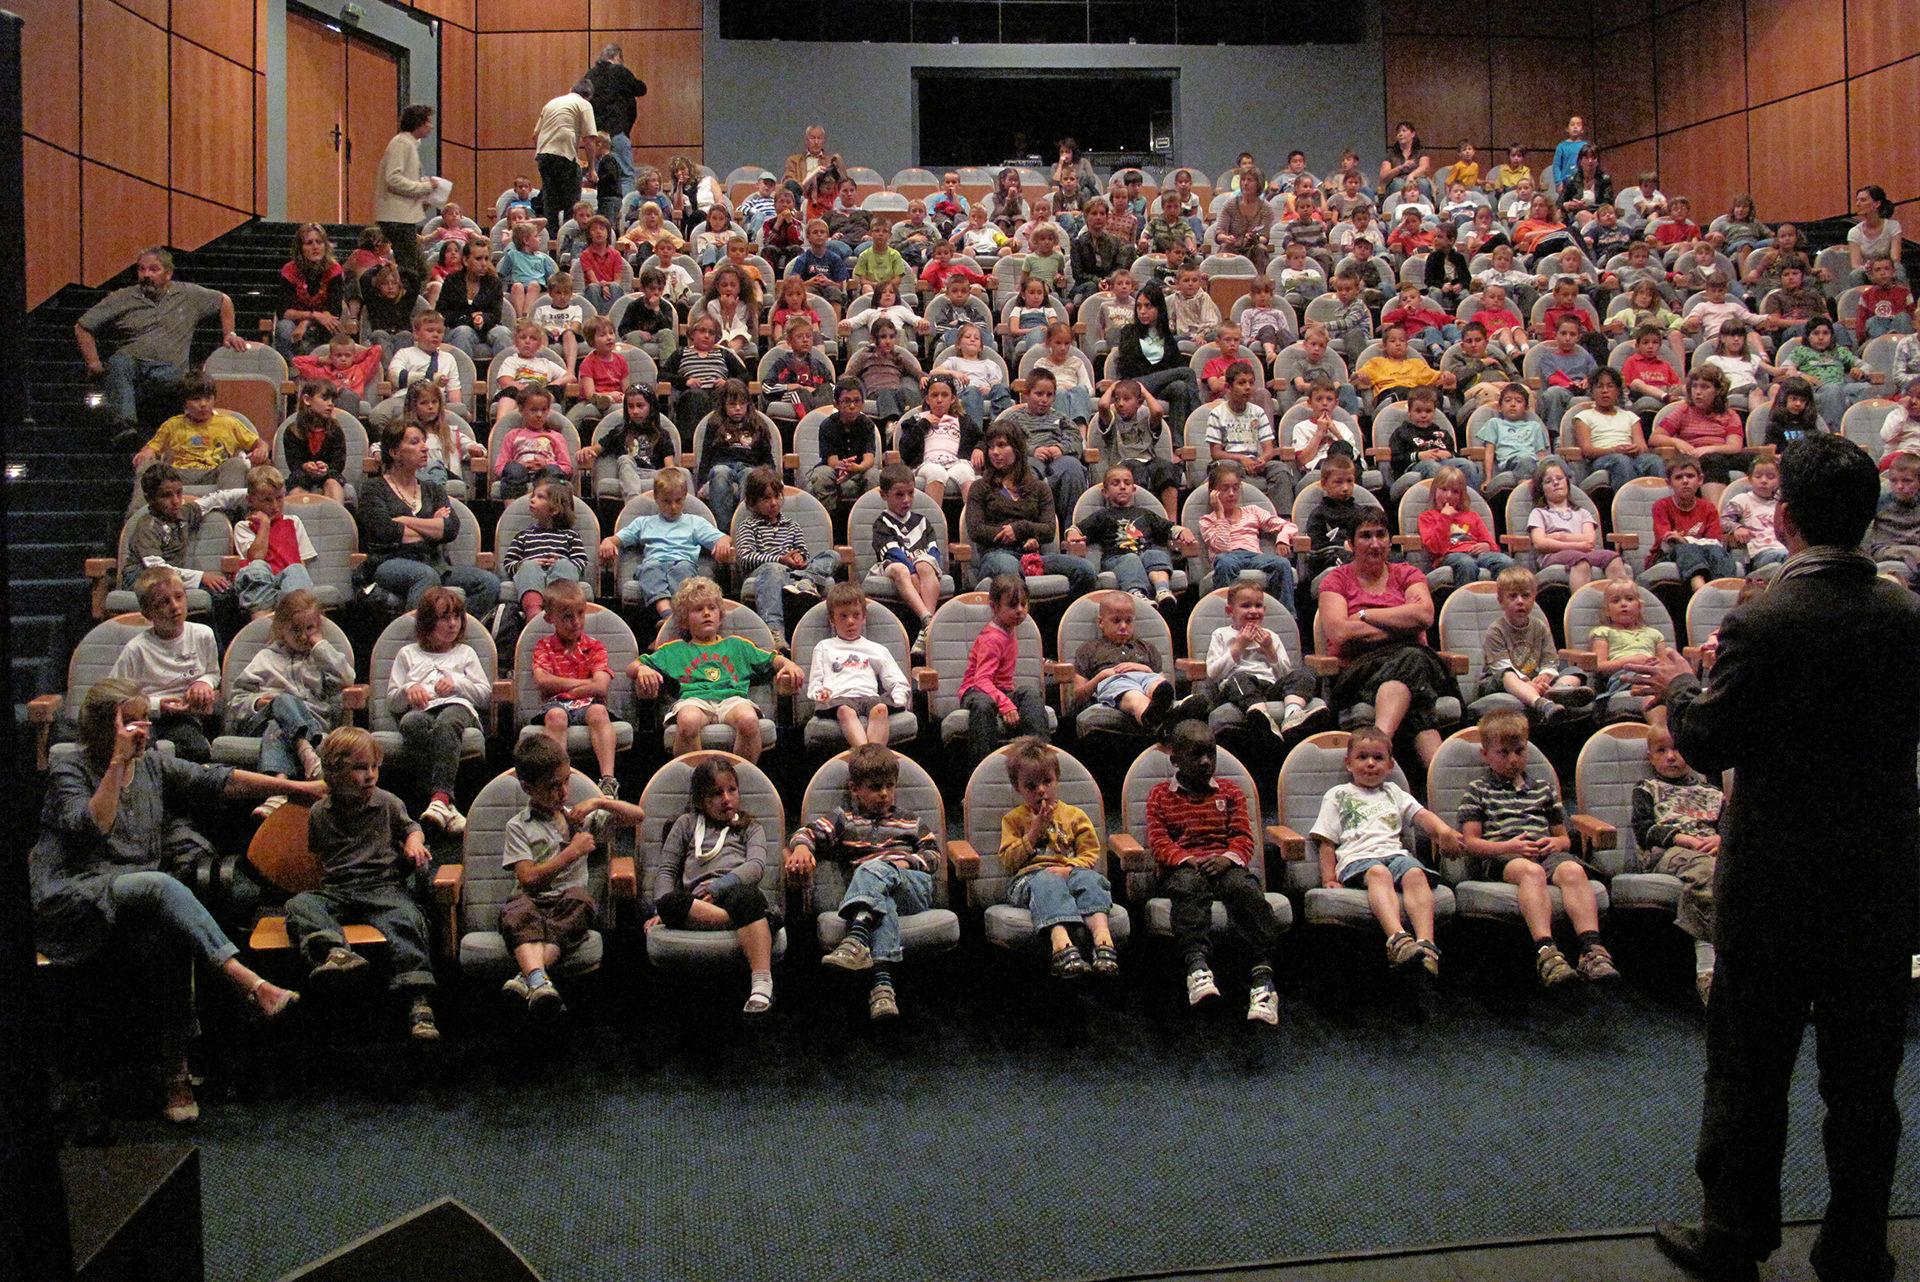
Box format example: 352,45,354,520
92,946,1920,1282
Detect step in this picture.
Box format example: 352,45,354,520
6,453,127,480
9,578,88,617
10,613,67,657
7,511,119,544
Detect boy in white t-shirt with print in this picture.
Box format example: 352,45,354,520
1205,362,1291,510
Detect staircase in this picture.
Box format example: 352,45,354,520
11,220,360,713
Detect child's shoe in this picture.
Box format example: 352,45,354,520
867,982,900,1020
1385,930,1422,968
422,797,467,835
1535,944,1577,987
408,997,440,1042
822,937,874,971
1534,698,1568,724
252,794,289,820
1695,970,1713,1008
1091,944,1120,976
598,775,620,799
1155,586,1178,609
1417,938,1441,976
1185,967,1221,1005
1050,945,1091,979
295,738,324,780
310,946,368,980
1143,681,1176,732
1546,686,1594,709
163,1072,199,1126
1577,943,1620,982
1246,985,1280,1025
527,980,565,1019
502,974,531,1003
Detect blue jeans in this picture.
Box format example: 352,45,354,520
1212,551,1297,611
1815,381,1877,426
1441,550,1514,582
446,324,512,360
1409,324,1461,355
1104,546,1174,595
101,352,183,430
963,686,1049,768
1591,451,1667,490
1673,542,1738,582
609,133,634,187
235,693,330,778
273,317,330,361
1746,547,1788,571
1036,454,1089,522
510,556,583,600
974,548,1096,595
284,882,435,992
371,557,501,617
1864,314,1915,340
635,556,696,607
1008,866,1114,930
110,869,240,969
749,553,839,637
957,384,1014,423
234,560,314,615
1051,385,1094,423
701,463,747,534
837,861,936,964
1395,456,1484,495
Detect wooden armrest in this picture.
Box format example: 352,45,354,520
1558,446,1586,461
1502,533,1539,551
491,679,515,708
430,862,463,903
1393,534,1422,551
677,452,695,467
1608,532,1640,550
834,544,854,565
1176,445,1196,461
654,382,672,398
349,552,366,568
948,839,981,879
1558,647,1597,671
1011,378,1027,395
341,684,369,712
949,542,972,563
1305,654,1342,676
1567,813,1618,851
1291,535,1311,552
219,556,244,574
747,381,761,395
474,551,496,571
1265,823,1307,862
1176,657,1208,680
608,854,637,898
1368,447,1392,461
280,380,298,396
782,453,798,472
1045,661,1075,685
1751,444,1776,458
1108,833,1153,874
1438,650,1469,675
912,666,939,692
883,449,901,465
84,556,116,579
27,693,58,724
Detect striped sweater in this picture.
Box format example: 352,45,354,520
1145,777,1254,868
792,806,938,874
734,514,812,572
500,525,588,579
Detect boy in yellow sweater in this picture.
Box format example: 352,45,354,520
1353,324,1457,407
998,736,1117,978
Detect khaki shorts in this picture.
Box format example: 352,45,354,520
666,695,759,726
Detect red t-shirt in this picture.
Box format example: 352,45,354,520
1652,496,1722,546
578,351,629,394
1622,353,1680,391
1651,219,1699,246
576,246,625,284
533,633,609,711
1661,405,1742,450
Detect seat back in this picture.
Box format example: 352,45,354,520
1436,581,1545,699
1117,741,1264,900
512,603,638,726
654,600,782,727
788,598,912,723
368,610,499,736
1067,487,1170,576
1684,578,1749,650
1183,585,1298,673
63,614,152,722
114,507,233,584
637,751,786,912
487,410,583,477
495,495,602,601
690,412,781,479
1425,727,1559,884
219,613,354,718
245,797,327,894
1608,476,1670,575
1180,481,1284,583
284,493,359,602
609,490,721,588
798,752,948,911
1273,731,1413,895
461,769,609,938
1397,478,1497,573
213,374,284,443
1840,398,1897,458
924,592,1045,724
1563,581,1676,649
961,744,1106,907
1573,722,1659,875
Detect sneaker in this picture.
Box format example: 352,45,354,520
1385,930,1422,969
527,980,565,1019
743,975,774,1015
1185,968,1221,1005
867,983,900,1020
1296,699,1336,735
1050,945,1092,979
1143,680,1175,731
1535,944,1577,987
1577,943,1621,982
1279,703,1309,735
501,975,530,1002
1534,698,1568,724
822,936,874,971
598,775,620,799
1090,944,1120,976
1166,693,1209,731
1417,938,1441,976
1695,969,1713,1008
1254,704,1290,738
408,998,440,1042
1546,686,1595,709
422,798,467,836
1128,587,1150,601
1155,587,1178,608
163,1073,199,1126
1246,985,1280,1025
794,578,822,597
295,738,324,781
910,631,927,664
252,794,289,820
310,946,368,980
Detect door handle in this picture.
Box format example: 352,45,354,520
330,124,342,152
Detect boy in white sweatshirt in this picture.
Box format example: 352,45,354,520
806,583,911,749
110,567,222,761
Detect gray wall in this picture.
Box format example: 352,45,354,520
700,0,1383,183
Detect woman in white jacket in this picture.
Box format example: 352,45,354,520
388,585,491,833
376,105,441,281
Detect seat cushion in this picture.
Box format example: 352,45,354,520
941,706,1058,743
802,710,918,750
372,727,487,760
1635,562,1680,586
646,924,789,968
1304,883,1457,927
982,903,1131,951
815,907,961,954
1076,703,1149,738
1451,879,1610,920
459,929,603,978
1606,871,1682,912
1144,892,1293,936
210,735,263,767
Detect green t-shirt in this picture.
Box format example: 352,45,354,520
644,636,774,702
854,247,907,283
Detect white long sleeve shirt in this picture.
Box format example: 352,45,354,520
1205,624,1295,685
807,636,910,708
387,642,491,717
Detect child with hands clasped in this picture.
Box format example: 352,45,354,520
1310,725,1463,974
1457,709,1618,986
957,574,1051,768
807,583,912,748
1206,579,1329,740
1590,579,1672,728
785,744,942,1020
493,735,601,1019
500,476,588,629
629,576,802,762
999,736,1118,979
530,580,619,799
111,568,221,763
285,727,441,1041
229,589,354,818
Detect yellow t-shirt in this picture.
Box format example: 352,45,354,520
1442,161,1481,190
144,412,259,473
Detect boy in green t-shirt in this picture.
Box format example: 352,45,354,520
629,576,802,761
851,223,909,296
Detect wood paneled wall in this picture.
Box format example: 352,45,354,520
19,0,265,306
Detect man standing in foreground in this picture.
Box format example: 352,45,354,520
1632,433,1919,1282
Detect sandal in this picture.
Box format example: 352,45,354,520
248,978,300,1020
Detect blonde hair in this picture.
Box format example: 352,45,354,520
671,575,724,632
247,464,285,497
1494,565,1536,597
652,467,689,501
269,589,322,647
1478,708,1529,750
319,726,380,782
1602,579,1640,605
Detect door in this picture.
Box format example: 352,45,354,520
283,9,404,225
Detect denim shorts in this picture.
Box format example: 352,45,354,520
1095,670,1160,704
1340,853,1425,888
539,699,598,726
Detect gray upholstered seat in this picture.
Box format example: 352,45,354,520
453,769,612,979
1309,612,1465,732
367,609,499,763
789,598,918,752
637,752,789,970
509,604,637,758
272,408,367,507
1435,581,1534,717
921,592,1057,746
1503,482,1607,590
209,613,356,768
100,508,232,617
848,486,956,603
1179,481,1285,598
650,599,782,752
1610,476,1679,586
798,753,961,956
1055,589,1178,741
1067,486,1190,594
1573,722,1684,914
1562,582,1677,721
287,492,362,609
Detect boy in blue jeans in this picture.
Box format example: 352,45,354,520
784,744,942,1021
597,467,734,619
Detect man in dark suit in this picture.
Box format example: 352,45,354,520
1632,433,1920,1282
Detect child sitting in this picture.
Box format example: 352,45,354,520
1200,459,1300,609
808,582,911,748
1310,725,1462,973
957,573,1050,767
290,332,380,420
1305,453,1365,576
499,476,587,630
999,736,1118,979
630,576,802,761
696,379,776,534
1457,709,1618,986
785,744,941,1020
805,376,880,517
1653,458,1737,590
111,568,220,762
389,586,490,833
1206,360,1292,511
387,310,467,410
1479,564,1586,716
493,387,574,501
122,465,235,596
843,318,925,422
231,465,317,616
1621,322,1686,416
1572,367,1666,492
1418,465,1511,583
1065,463,1200,607
285,727,439,1041
1148,721,1283,1022
1526,459,1624,590
1354,324,1455,407
1167,267,1221,349
1720,456,1787,572
1868,452,1920,583
530,272,587,374
131,371,266,488
1033,322,1096,425
530,580,618,798
736,465,838,644
499,222,557,320
1466,282,1530,357
1877,375,1920,466
582,386,674,504
492,735,601,1018
1289,376,1364,488
1239,276,1297,361
571,318,629,429
869,463,944,648
1205,578,1329,739
1382,282,1461,363
1068,591,1188,736
1631,727,1727,1006
281,380,348,501
896,375,979,510
1389,386,1477,495
1476,382,1552,491
1590,579,1672,727
764,318,835,416
228,588,354,815
1855,254,1914,344
494,321,574,410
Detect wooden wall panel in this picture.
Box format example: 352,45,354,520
1848,58,1920,208
82,162,167,286
439,141,477,214
628,144,703,173
477,0,589,31
1846,0,1920,76
438,21,475,147
81,0,169,186
171,0,254,67
1593,22,1655,145
171,37,254,213
476,150,531,212
15,0,79,153
1656,113,1749,218
25,138,79,308
413,0,477,29
116,0,167,27
595,29,704,147
1489,0,1591,38
1490,40,1593,151
1384,37,1490,157
1603,138,1657,193
1381,0,1484,33
1593,0,1653,34
591,0,701,25
1655,0,1745,131
1744,0,1844,105
475,31,589,149
171,192,248,251
1748,86,1845,222
255,73,268,213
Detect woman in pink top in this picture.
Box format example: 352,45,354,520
1316,508,1452,765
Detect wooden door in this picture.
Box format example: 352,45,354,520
285,10,346,224
344,38,401,226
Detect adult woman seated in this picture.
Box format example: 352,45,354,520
1215,171,1276,273
434,239,510,361
31,679,318,1123
1556,146,1613,226
360,422,502,617
273,222,346,360
1315,509,1452,767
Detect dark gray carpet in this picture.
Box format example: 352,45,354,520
98,959,1919,1282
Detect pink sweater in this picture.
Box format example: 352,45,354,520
956,622,1019,715
1200,505,1297,555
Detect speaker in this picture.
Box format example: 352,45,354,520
64,1144,203,1282
277,1199,542,1282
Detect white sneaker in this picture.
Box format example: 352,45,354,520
1186,968,1221,1005
1279,704,1309,734
295,738,324,781
423,798,468,836
1247,986,1280,1025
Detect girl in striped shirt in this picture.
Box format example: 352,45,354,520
500,477,588,625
